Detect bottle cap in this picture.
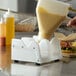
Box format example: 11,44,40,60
4,8,13,18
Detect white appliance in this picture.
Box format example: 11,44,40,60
11,36,62,64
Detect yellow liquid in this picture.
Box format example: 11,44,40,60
0,23,6,46
0,23,6,37
6,17,15,45
37,7,66,40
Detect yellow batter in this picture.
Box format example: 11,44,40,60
37,7,66,40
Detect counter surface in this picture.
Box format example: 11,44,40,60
0,32,76,76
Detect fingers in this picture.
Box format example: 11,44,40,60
67,16,76,27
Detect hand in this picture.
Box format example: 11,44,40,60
67,16,76,27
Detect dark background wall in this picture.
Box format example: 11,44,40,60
18,0,37,15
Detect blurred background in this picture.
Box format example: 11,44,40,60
0,0,76,17
0,0,37,15
0,0,76,14
0,0,76,33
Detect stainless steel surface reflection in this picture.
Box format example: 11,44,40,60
11,60,76,76
0,46,11,76
11,62,62,76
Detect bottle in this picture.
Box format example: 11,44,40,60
0,18,6,46
4,8,15,45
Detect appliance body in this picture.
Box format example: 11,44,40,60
11,36,62,64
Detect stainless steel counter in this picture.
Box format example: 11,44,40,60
15,32,38,39
11,59,76,76
0,32,76,76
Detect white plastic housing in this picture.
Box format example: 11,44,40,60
11,36,62,64
36,0,70,16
